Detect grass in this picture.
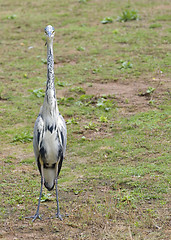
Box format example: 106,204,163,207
0,0,171,239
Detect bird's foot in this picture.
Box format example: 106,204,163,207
25,213,42,222
56,212,63,221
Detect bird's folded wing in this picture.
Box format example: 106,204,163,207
58,114,67,156
33,115,45,159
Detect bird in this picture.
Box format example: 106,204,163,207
30,25,67,222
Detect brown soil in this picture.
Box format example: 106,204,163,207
58,77,170,116
85,78,170,114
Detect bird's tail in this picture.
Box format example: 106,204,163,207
43,168,56,191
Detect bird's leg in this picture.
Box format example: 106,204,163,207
26,176,44,222
26,160,44,222
55,177,63,220
33,176,44,221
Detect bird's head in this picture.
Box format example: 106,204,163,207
44,25,55,44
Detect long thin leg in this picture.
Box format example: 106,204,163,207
33,176,44,221
55,177,63,220
26,176,44,222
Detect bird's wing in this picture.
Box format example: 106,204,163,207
58,113,67,156
33,113,66,161
33,115,44,160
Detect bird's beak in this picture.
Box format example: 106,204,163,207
47,31,52,37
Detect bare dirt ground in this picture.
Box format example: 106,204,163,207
84,78,170,114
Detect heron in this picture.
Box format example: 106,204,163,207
30,25,67,222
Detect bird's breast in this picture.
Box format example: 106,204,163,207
40,128,60,165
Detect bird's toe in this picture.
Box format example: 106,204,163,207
32,213,42,222
56,213,63,221
25,213,42,222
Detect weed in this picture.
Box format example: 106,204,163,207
118,60,133,69
41,58,47,64
146,87,155,95
7,14,17,19
81,136,86,141
12,131,33,143
99,116,108,123
66,117,78,125
56,81,66,87
73,188,83,195
84,121,98,131
23,73,28,79
40,193,53,202
149,99,156,105
58,97,75,105
79,94,93,102
117,9,139,22
70,86,86,94
113,29,119,34
92,66,102,74
101,17,113,24
125,98,129,104
77,46,85,51
96,97,114,111
32,88,45,98
139,87,156,97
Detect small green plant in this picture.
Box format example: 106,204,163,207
125,98,129,104
113,29,119,34
99,116,108,123
79,94,93,102
101,17,113,24
70,86,86,94
77,46,85,51
149,99,156,105
146,87,155,95
96,97,114,111
57,81,65,87
117,9,139,22
79,94,93,106
58,97,75,105
92,66,102,74
138,87,156,97
40,193,53,202
118,60,133,69
23,73,28,79
66,118,78,125
73,188,83,195
84,121,98,131
32,88,45,98
81,136,86,141
41,58,47,64
12,131,33,143
7,14,17,20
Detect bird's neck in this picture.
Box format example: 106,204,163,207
46,41,55,94
43,40,59,117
